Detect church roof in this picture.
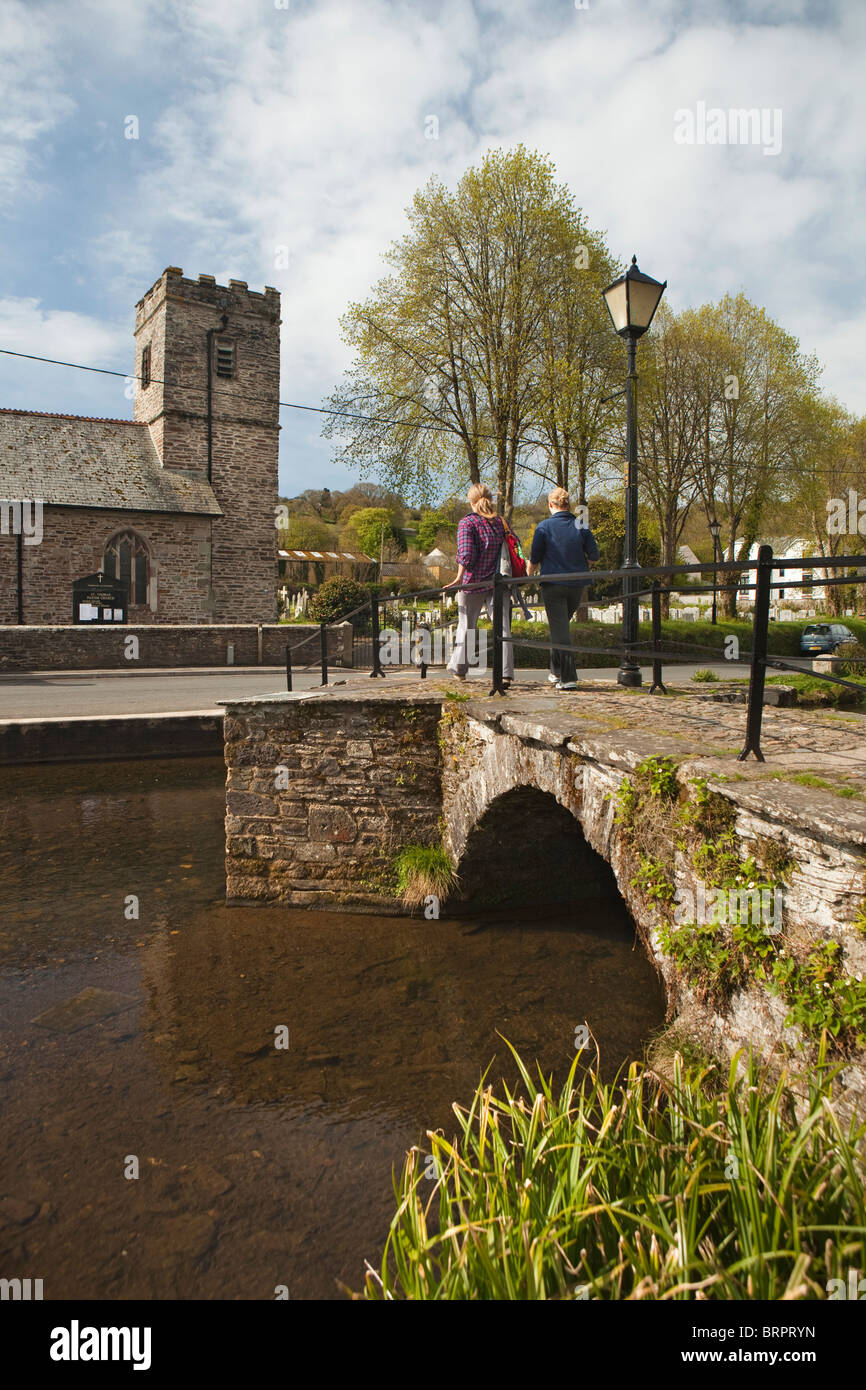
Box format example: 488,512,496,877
0,409,223,516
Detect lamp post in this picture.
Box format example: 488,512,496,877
709,518,722,626
602,256,667,687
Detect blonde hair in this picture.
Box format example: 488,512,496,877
467,483,497,519
548,487,570,510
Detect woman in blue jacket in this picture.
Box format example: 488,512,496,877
527,487,599,690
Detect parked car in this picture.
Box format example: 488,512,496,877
799,622,856,655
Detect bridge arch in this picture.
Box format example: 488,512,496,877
452,784,624,917
442,723,639,934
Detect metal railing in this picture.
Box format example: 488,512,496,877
286,548,866,761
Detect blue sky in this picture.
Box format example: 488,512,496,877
1,0,864,498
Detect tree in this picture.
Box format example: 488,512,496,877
682,293,821,616
323,147,617,516
417,512,457,553
341,506,404,560
635,305,703,616
308,577,368,623
531,228,622,501
277,513,333,551
584,494,660,601
792,401,866,615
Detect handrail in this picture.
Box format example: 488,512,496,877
280,546,866,758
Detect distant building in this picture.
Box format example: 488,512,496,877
677,544,701,567
743,538,814,600
278,548,374,586
421,547,451,583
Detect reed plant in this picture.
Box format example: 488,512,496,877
362,1041,865,1300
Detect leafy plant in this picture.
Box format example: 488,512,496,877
631,856,675,908
308,576,369,623
692,668,718,682
362,1044,866,1300
773,942,866,1050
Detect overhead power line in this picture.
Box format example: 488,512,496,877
0,345,862,482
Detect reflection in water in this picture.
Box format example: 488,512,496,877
0,759,665,1299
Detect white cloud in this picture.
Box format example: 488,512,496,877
0,297,129,417
0,1,77,206
2,0,865,489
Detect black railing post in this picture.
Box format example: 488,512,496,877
738,544,772,762
370,592,385,677
285,641,293,693
649,581,667,694
319,622,328,687
489,574,506,696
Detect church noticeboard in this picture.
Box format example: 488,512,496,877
72,572,128,624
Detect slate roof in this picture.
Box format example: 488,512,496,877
0,409,223,516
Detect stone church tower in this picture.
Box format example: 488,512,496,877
133,268,280,622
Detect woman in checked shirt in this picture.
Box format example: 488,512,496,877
443,483,516,683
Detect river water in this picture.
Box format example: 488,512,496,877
0,758,665,1300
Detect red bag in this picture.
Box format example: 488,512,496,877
502,521,527,578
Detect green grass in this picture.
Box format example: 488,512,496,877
478,617,866,671
766,672,866,707
362,1042,866,1301
393,844,459,911
692,668,718,682
762,770,865,801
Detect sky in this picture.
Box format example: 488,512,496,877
1,0,864,499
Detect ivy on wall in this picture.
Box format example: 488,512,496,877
614,757,866,1055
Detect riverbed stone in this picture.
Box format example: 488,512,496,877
32,987,140,1033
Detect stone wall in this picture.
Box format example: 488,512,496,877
0,712,223,765
222,685,866,1116
0,622,352,672
0,509,214,626
224,693,442,909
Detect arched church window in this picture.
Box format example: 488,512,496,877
104,532,150,606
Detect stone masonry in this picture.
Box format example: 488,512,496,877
223,679,866,1115
224,693,442,909
134,269,280,623
1,267,280,627
0,621,351,672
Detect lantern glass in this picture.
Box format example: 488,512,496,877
602,256,666,338
628,277,665,333
602,280,630,335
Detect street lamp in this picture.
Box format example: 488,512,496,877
709,517,722,626
602,256,667,687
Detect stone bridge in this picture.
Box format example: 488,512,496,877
222,680,866,1113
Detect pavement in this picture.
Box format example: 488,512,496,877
0,661,757,719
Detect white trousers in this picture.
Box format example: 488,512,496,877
447,587,514,679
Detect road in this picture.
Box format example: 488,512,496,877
0,662,753,719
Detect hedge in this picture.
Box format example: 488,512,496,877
484,618,866,669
